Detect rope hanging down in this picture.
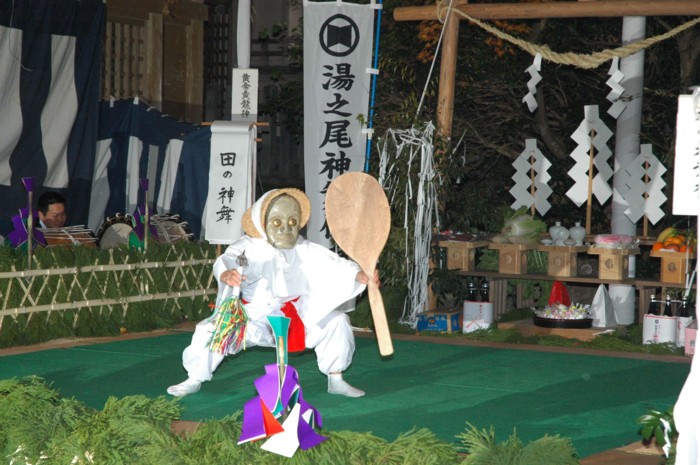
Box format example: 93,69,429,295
435,1,700,69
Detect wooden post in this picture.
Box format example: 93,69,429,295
185,18,205,122
586,128,596,234
529,150,536,217
642,160,649,238
436,2,463,139
145,13,164,110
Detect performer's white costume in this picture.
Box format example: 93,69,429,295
168,189,367,398
675,349,700,464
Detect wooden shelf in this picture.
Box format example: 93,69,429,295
453,269,694,325
436,240,696,325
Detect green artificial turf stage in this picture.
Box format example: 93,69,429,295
0,332,689,458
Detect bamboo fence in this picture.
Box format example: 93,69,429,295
0,242,218,346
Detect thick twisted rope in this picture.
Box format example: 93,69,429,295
436,1,700,69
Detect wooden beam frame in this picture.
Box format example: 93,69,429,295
394,0,700,137
394,0,700,22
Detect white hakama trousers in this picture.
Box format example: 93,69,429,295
181,309,355,382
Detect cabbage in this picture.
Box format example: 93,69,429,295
501,214,547,244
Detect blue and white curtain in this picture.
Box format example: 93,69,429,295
0,1,217,241
89,99,200,233
0,0,104,235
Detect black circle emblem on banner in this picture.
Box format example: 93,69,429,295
319,14,360,57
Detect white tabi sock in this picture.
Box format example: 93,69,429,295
167,378,202,397
327,373,365,397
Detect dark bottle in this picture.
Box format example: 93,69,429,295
663,294,674,317
678,297,691,318
647,294,661,315
480,281,490,302
467,282,478,302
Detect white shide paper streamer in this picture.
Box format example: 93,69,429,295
522,53,542,113
624,144,667,224
510,138,552,215
566,105,614,207
606,57,627,119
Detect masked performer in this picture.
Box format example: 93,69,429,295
167,188,375,398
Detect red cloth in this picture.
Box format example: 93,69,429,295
548,281,571,306
281,298,306,352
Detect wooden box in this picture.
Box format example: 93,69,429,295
650,250,697,285
488,242,536,274
438,240,488,272
538,245,588,278
588,247,640,280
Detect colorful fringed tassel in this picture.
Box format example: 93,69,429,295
207,296,248,354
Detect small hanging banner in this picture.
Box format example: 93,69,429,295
231,69,258,123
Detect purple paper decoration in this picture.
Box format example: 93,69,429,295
7,208,46,248
22,177,34,192
238,364,327,450
130,204,159,242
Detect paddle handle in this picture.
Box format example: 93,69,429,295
368,282,394,356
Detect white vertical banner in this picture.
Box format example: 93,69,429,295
303,1,374,247
205,121,256,244
673,92,700,216
231,68,258,123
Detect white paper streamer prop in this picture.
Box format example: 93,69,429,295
624,144,667,224
522,53,542,113
510,138,552,215
378,122,440,327
606,57,627,119
566,105,614,208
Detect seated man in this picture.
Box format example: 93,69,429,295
167,188,376,398
37,191,67,228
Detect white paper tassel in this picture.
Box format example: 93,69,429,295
378,122,440,327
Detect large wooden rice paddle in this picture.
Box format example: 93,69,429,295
325,172,393,356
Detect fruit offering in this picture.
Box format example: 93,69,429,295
651,227,696,253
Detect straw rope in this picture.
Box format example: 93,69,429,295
436,1,700,69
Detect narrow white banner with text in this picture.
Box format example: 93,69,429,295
303,1,374,246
